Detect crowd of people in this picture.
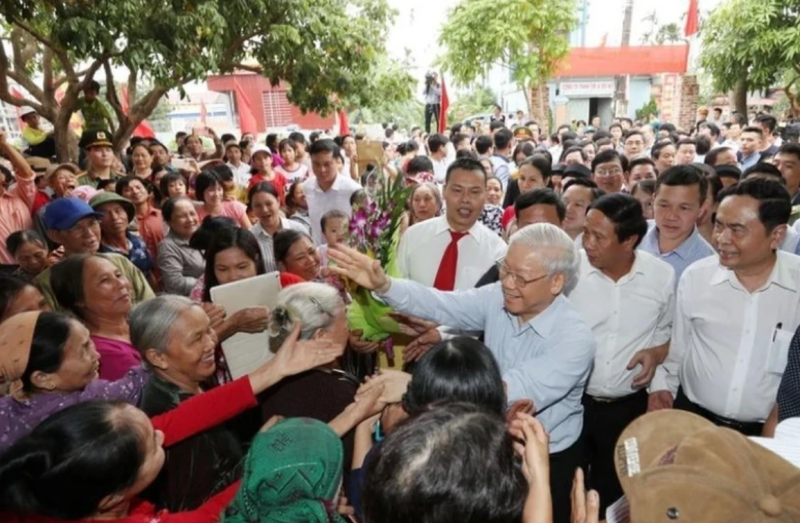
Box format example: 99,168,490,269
1,95,800,523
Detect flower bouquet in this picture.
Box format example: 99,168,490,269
343,169,412,365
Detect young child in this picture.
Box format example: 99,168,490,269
249,144,287,204
76,80,115,132
318,209,349,267
274,138,309,182
159,172,188,201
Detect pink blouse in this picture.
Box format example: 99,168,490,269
91,335,142,381
194,201,247,225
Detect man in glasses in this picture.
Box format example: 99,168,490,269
328,223,594,523
36,197,154,310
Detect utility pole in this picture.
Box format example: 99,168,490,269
614,0,634,118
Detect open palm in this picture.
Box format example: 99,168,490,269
327,245,390,292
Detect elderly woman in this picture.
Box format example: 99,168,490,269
0,319,353,523
157,196,204,296
273,229,321,282
90,192,155,282
5,230,52,282
0,311,148,452
0,274,50,324
259,282,358,472
51,253,141,380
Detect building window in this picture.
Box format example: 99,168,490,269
261,90,292,127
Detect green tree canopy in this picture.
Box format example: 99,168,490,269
699,0,800,115
0,0,413,160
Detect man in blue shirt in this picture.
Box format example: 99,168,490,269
638,165,715,285
329,224,595,523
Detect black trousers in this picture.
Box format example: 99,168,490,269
674,387,764,436
424,103,440,134
550,436,585,523
25,135,56,159
582,389,648,516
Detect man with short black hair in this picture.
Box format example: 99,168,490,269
739,126,765,171
651,140,677,174
490,128,515,190
628,157,657,187
775,143,800,205
638,165,714,283
698,121,721,144
427,133,451,184
563,178,605,240
650,178,800,437
451,133,471,152
592,149,628,194
305,139,361,244
623,130,645,159
474,135,494,156
569,192,675,515
675,138,697,166
755,115,779,157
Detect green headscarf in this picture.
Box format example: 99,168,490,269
221,417,346,523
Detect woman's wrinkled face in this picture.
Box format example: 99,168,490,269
132,147,152,171
14,240,49,276
251,191,281,227
411,185,439,222
282,236,320,281
43,320,100,392
214,247,258,286
168,199,199,239
157,306,218,383
82,256,133,319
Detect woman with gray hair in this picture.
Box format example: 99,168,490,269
259,281,360,471
130,294,346,512
328,224,595,523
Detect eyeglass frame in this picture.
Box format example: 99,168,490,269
496,257,550,288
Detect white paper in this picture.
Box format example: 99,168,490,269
750,418,800,469
606,496,631,523
210,272,282,379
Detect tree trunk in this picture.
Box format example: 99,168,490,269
732,77,748,116
529,83,550,135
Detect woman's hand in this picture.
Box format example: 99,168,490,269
349,330,380,354
201,302,227,329
233,306,269,333
358,370,411,404
329,383,386,436
510,413,550,484
327,245,391,294
272,323,344,379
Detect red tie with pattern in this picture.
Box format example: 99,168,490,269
433,231,468,291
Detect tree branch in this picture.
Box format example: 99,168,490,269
127,67,138,106
9,17,76,79
230,63,264,74
43,47,54,101
0,42,47,116
103,59,126,123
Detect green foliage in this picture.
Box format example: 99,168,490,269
700,0,800,95
447,86,496,123
0,0,409,116
635,97,659,121
437,0,578,88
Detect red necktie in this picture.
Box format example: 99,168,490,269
433,231,468,291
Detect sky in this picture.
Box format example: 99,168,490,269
385,0,722,92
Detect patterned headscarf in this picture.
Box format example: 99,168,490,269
221,417,345,523
0,311,41,400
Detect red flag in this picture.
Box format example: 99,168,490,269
200,100,208,125
120,86,156,138
338,110,350,136
685,0,699,36
233,79,258,135
438,73,449,134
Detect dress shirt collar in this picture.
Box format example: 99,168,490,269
510,293,568,338
432,215,483,238
709,252,799,293
252,218,290,239
643,221,703,260
306,174,348,193
584,250,644,282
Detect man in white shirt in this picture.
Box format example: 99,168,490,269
490,128,515,190
427,133,451,184
650,178,800,436
397,157,507,357
304,139,361,244
568,192,675,515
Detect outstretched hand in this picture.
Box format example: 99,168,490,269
327,245,391,293
272,323,344,379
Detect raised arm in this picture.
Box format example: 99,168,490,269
0,130,37,210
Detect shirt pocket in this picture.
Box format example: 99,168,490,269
767,328,795,376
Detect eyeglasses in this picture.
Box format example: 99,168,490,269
496,259,549,288
595,167,623,177
66,219,100,236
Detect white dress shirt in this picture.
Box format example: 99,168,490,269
652,252,800,422
227,162,252,188
397,215,507,290
431,157,452,185
568,251,675,398
304,174,361,245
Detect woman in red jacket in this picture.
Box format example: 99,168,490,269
0,322,354,522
